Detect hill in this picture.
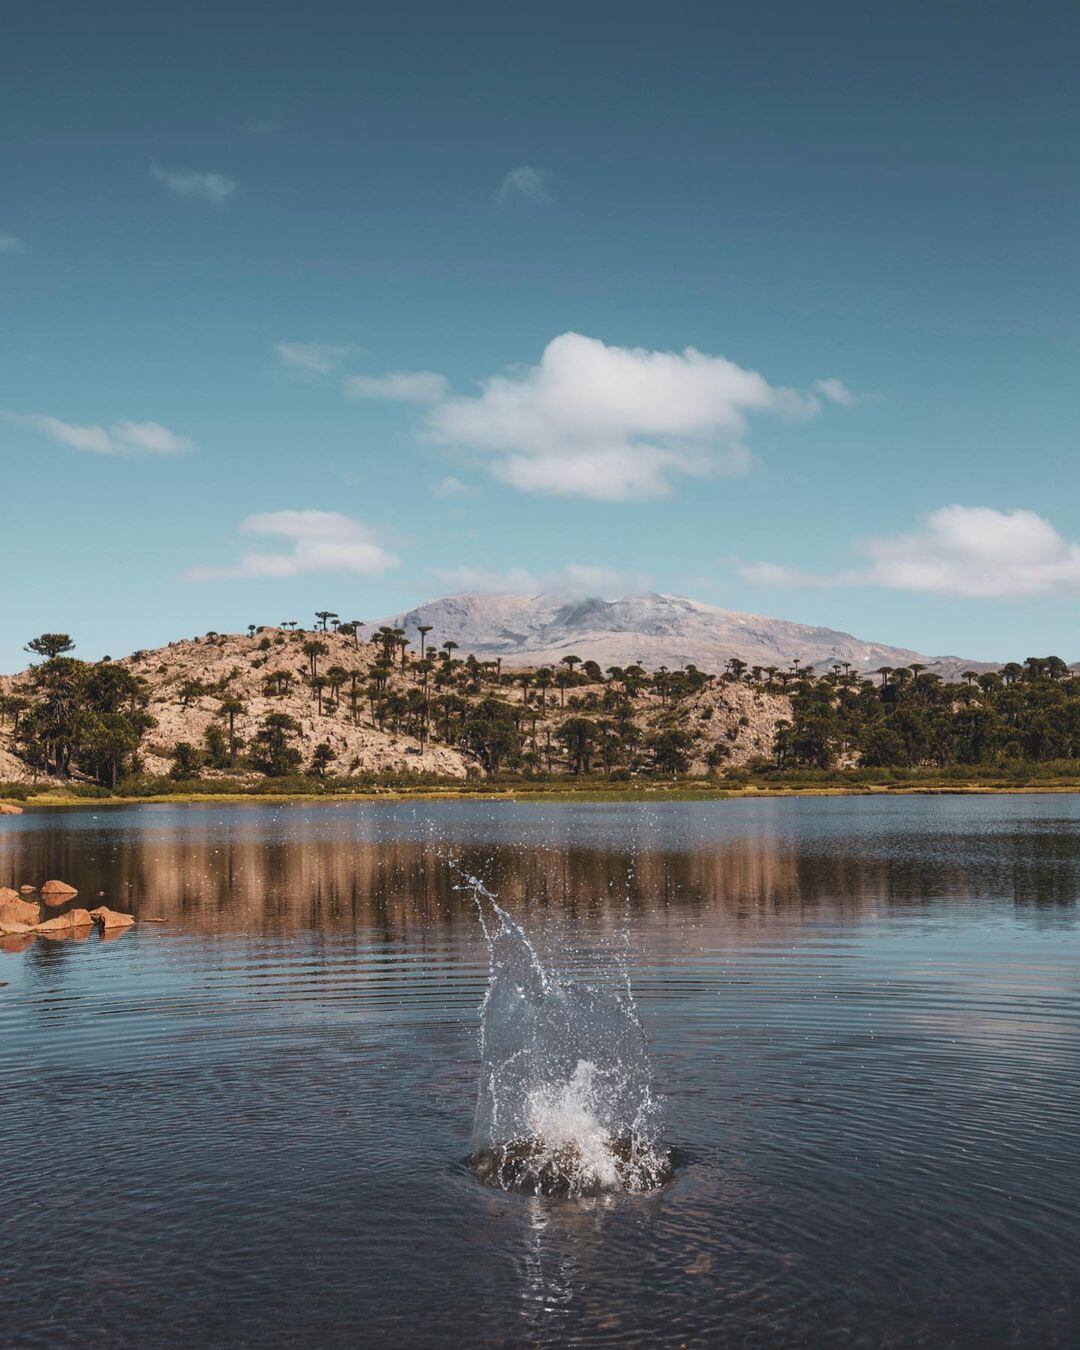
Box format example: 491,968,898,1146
0,626,789,787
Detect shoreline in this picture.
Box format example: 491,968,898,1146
7,780,1080,809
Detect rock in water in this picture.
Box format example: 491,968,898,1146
0,896,41,928
35,908,93,932
0,919,36,937
41,880,79,906
89,907,135,929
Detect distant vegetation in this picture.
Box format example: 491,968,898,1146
3,617,1080,799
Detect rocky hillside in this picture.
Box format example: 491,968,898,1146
377,591,992,680
0,626,792,786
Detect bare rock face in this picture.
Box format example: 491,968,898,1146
89,906,135,929
0,895,41,927
35,908,93,932
41,880,79,906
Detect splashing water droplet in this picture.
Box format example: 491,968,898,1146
460,870,673,1197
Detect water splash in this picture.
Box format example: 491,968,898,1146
461,870,672,1197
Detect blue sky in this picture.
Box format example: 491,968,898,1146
3,0,1079,670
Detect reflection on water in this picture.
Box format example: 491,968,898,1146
3,796,1078,936
2,795,1079,1347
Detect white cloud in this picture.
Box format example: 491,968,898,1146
431,475,470,497
495,165,552,208
0,232,25,255
738,560,830,589
9,412,194,456
424,332,820,502
152,164,236,205
344,370,449,403
813,377,857,406
185,510,400,582
739,506,1080,599
274,341,352,375
434,562,650,598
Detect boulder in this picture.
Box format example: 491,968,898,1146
41,880,79,906
0,896,41,927
19,885,36,895
0,918,34,936
0,803,23,815
0,887,20,905
89,907,135,929
35,908,93,932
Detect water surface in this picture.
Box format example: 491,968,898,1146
2,796,1078,1346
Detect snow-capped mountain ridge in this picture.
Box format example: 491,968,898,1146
374,591,992,679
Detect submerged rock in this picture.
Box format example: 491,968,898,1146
89,907,135,929
470,1136,674,1198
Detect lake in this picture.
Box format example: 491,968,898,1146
2,795,1078,1347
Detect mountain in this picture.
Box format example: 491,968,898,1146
375,591,991,680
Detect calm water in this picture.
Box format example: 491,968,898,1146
2,795,1079,1348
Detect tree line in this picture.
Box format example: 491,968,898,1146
3,623,1080,787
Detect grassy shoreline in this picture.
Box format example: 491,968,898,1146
7,773,1080,809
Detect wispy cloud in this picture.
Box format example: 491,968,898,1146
0,232,25,255
813,377,857,406
434,562,650,598
8,412,194,457
185,510,400,582
274,341,353,376
739,505,1080,599
431,475,470,498
422,332,832,502
343,370,449,403
495,165,552,209
151,163,237,205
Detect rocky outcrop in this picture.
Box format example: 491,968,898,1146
0,803,23,815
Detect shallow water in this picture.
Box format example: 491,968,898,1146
2,795,1079,1347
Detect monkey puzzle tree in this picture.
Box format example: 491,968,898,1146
251,712,302,776
24,633,75,661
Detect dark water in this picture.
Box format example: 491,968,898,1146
2,795,1079,1348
